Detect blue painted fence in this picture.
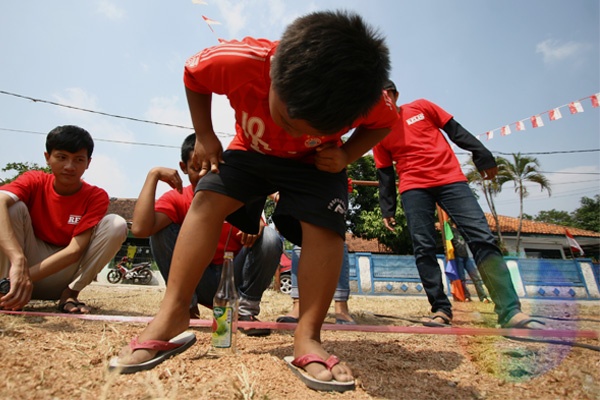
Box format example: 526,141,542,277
348,253,600,300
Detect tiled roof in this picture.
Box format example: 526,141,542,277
106,199,599,249
107,198,137,221
345,233,393,254
485,213,600,238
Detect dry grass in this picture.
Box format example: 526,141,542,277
0,282,599,400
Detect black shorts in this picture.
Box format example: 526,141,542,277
195,150,348,246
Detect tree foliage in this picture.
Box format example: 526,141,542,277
496,153,551,254
1,162,51,185
347,155,413,254
571,195,600,232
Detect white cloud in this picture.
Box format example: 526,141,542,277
144,96,192,133
82,153,129,198
96,0,125,20
536,39,585,64
53,87,100,112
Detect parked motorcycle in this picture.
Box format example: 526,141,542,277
107,256,153,285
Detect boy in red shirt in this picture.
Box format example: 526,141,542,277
0,125,128,313
374,80,545,330
130,134,282,336
112,10,396,391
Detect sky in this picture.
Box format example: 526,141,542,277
0,0,598,220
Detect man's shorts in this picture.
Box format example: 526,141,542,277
195,150,348,246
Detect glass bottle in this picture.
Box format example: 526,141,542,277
210,251,239,355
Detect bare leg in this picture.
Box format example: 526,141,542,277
293,222,353,382
334,301,355,323
117,192,242,365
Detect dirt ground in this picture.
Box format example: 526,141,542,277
1,282,598,400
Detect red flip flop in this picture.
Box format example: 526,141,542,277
108,331,197,374
284,354,355,392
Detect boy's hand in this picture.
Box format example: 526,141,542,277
314,142,348,173
383,217,397,232
237,223,263,247
194,133,223,177
0,263,32,310
150,167,183,193
479,166,498,180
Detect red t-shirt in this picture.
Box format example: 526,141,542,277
184,37,398,161
0,171,108,247
373,99,466,193
155,185,243,265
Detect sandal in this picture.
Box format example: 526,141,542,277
284,354,355,392
422,311,452,327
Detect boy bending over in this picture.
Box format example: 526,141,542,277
112,10,396,391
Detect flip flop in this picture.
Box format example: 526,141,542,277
422,311,452,327
501,318,547,330
58,301,81,314
108,331,197,374
276,315,299,323
283,354,355,392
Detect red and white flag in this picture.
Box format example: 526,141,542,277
549,108,562,121
501,125,511,136
568,101,584,114
202,15,221,25
565,229,584,255
530,115,544,128
592,93,600,108
516,120,526,131
486,130,494,140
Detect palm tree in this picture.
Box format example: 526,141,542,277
464,159,504,246
496,153,552,254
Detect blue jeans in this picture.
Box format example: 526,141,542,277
455,256,489,301
150,224,282,316
401,182,521,326
289,244,350,302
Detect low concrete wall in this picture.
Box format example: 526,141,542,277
349,253,600,300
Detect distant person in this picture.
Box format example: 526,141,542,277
277,243,356,325
0,125,128,313
374,80,545,329
277,179,356,325
450,224,491,303
111,10,396,392
130,134,282,336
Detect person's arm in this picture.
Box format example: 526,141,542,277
314,126,391,173
28,228,95,282
0,193,32,310
443,118,498,179
131,167,181,238
185,87,223,176
376,166,398,232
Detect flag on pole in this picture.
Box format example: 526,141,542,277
565,229,584,256
202,15,221,26
516,120,526,131
549,108,562,121
592,93,600,108
531,115,544,128
569,101,584,114
437,208,466,302
202,15,221,33
501,125,511,136
486,130,494,140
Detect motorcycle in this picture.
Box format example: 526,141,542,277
107,256,153,285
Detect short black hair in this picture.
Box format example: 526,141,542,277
271,10,390,134
45,125,94,158
181,133,196,163
384,80,397,93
